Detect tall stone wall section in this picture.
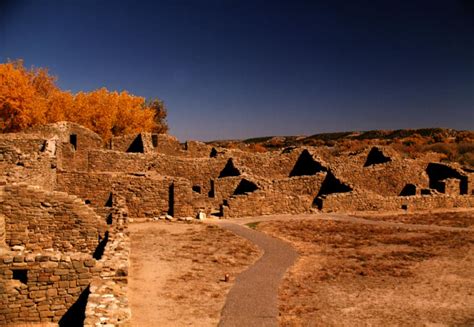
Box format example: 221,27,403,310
0,184,106,253
56,172,195,219
223,190,311,218
331,156,430,196
0,251,97,325
0,137,57,191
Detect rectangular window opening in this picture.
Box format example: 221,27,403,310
13,269,28,284
70,134,77,151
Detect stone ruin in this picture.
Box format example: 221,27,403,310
0,122,472,325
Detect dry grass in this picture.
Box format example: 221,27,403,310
353,210,474,228
257,219,474,326
128,221,261,327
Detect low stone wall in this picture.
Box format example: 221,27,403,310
320,191,474,212
0,214,5,246
84,189,131,326
215,176,242,202
232,149,299,179
84,231,130,326
87,150,149,172
223,190,310,218
332,157,429,197
0,184,106,253
0,251,96,325
56,172,196,219
271,174,326,197
184,140,212,157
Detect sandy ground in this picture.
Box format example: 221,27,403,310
128,221,261,327
256,216,474,326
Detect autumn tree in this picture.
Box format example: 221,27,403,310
146,98,168,134
0,59,168,141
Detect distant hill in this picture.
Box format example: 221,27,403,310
208,128,474,168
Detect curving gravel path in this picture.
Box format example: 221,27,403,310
213,211,472,326
216,222,298,327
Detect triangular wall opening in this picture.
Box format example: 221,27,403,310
289,149,327,177
364,147,391,167
127,134,144,153
316,172,352,198
233,179,258,195
218,158,241,178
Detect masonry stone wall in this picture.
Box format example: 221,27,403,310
331,157,429,196
468,172,474,195
0,135,48,156
56,172,196,219
214,177,242,202
24,122,103,150
111,134,142,152
439,178,461,195
150,156,226,196
56,172,115,209
0,184,106,253
231,150,300,179
88,150,149,172
271,174,326,198
0,122,473,325
0,138,57,191
320,191,474,212
223,190,311,218
0,251,96,325
183,140,212,157
0,214,5,247
85,232,130,325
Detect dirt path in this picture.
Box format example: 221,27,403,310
128,222,260,327
127,212,472,326
216,222,298,327
210,211,472,326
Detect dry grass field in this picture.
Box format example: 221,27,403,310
257,216,474,326
352,210,474,228
128,222,261,327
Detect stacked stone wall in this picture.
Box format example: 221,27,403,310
231,150,299,179
0,138,57,191
271,174,326,198
56,172,196,219
0,251,97,325
223,190,310,218
88,150,149,172
0,184,105,253
332,158,429,196
214,177,242,202
321,191,474,212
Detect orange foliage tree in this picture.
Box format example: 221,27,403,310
0,60,168,141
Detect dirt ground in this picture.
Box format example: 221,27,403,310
128,221,261,327
352,209,474,228
257,217,474,326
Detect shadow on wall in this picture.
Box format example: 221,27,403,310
218,159,240,178
426,163,468,194
364,147,392,167
93,231,109,260
233,179,258,195
399,183,417,196
289,149,327,177
313,172,353,209
126,135,144,153
58,286,90,327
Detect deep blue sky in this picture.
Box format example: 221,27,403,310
1,0,473,141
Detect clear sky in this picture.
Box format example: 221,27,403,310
1,0,473,141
